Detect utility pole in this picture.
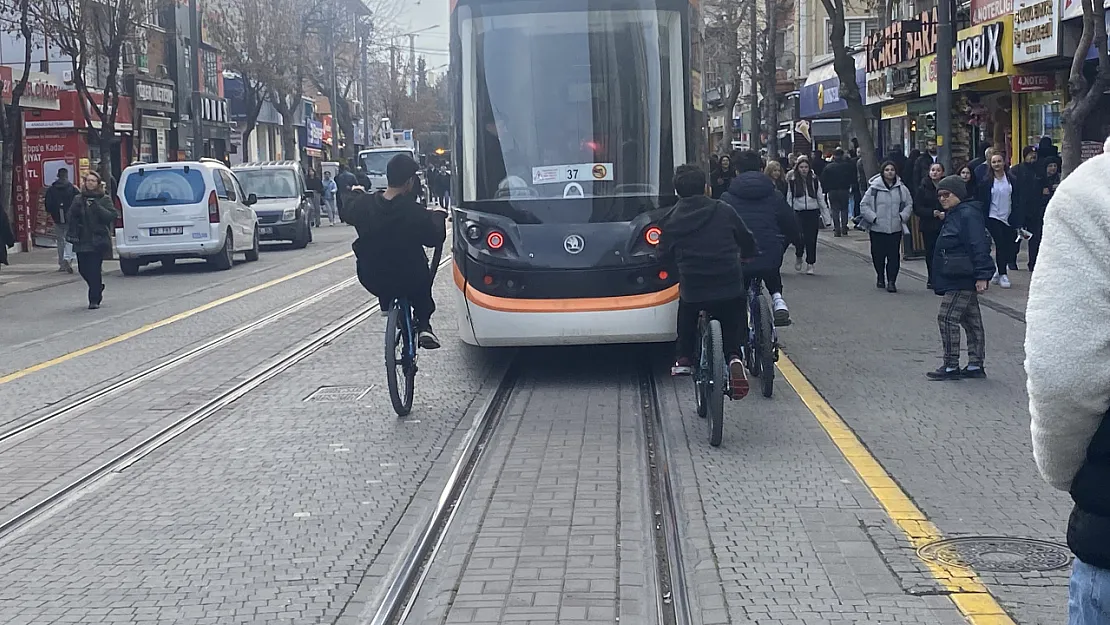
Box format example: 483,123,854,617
748,0,761,151
188,0,203,158
361,21,370,150
329,6,339,161
936,0,953,172
408,34,417,101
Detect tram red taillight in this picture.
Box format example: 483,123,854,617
644,226,662,246
486,231,505,250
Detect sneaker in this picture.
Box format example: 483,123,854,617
64,261,74,274
772,296,791,326
926,366,962,381
992,272,1000,285
834,231,842,238
795,258,804,272
418,328,442,350
729,356,750,399
88,302,100,310
671,358,693,376
886,282,897,293
999,275,1011,289
806,264,816,275
876,278,886,289
961,366,987,379
1008,262,1019,271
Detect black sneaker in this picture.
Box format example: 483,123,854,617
418,328,441,350
876,278,886,289
886,283,898,293
961,366,987,379
926,367,962,381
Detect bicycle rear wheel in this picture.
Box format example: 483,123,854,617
756,293,775,398
707,319,725,447
694,316,708,419
385,305,415,416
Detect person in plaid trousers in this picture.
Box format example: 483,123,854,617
926,175,996,381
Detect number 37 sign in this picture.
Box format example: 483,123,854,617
532,163,615,185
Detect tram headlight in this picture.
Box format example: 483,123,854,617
466,224,482,242
644,226,662,246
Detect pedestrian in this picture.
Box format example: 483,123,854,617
968,143,991,176
711,155,736,199
860,160,913,292
1010,146,1042,271
906,149,922,190
1,209,14,271
1035,135,1059,171
912,140,941,193
975,150,1022,289
439,166,452,208
764,160,788,197
44,167,79,274
322,170,338,225
1027,159,1058,272
819,148,856,237
926,175,994,381
785,156,828,275
334,163,357,218
305,168,324,227
957,163,979,200
810,149,827,180
886,146,907,180
914,161,946,289
1026,139,1110,625
66,171,117,310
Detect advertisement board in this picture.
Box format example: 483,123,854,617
1013,0,1059,63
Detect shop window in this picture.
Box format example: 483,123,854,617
825,18,876,55
1026,92,1063,151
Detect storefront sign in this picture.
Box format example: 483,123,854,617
866,69,893,105
889,63,919,96
322,115,333,145
22,131,83,237
134,79,175,112
956,17,1014,84
0,66,11,104
1013,0,1059,63
799,52,867,118
306,119,323,149
21,73,61,111
1061,0,1109,22
1010,73,1056,91
1082,140,1104,161
866,8,938,72
918,53,962,96
881,102,909,119
972,0,1014,25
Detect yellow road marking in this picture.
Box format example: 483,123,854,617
0,252,353,387
776,353,1018,625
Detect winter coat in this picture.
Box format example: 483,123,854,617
914,179,945,235
44,179,79,224
1034,173,1060,219
1,210,14,265
1011,162,1042,226
976,170,1024,228
912,153,940,193
931,200,995,295
785,171,828,213
710,166,736,199
340,191,447,296
820,157,856,193
721,172,800,274
657,195,757,303
66,191,116,254
859,175,912,234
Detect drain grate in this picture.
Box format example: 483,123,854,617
917,536,1072,573
304,386,372,403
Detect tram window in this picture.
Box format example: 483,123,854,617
461,8,686,203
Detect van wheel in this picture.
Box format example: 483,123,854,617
292,221,310,249
120,258,141,276
245,228,260,262
208,230,234,270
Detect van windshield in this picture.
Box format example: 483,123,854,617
236,170,299,198
123,169,206,206
360,151,412,176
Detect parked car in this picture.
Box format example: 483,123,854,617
232,161,313,248
115,159,260,275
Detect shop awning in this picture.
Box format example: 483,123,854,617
799,52,867,119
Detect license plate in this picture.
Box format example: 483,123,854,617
150,226,183,236
259,227,273,235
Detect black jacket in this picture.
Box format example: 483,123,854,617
66,191,116,254
335,170,357,208
1069,413,1110,569
340,191,446,296
931,200,996,295
657,195,756,303
1010,162,1042,226
975,170,1024,228
44,179,79,224
912,153,940,193
1,210,14,265
710,167,735,199
820,157,856,193
721,173,799,274
914,179,944,234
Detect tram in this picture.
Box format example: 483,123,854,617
450,0,704,346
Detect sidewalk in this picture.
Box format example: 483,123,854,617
817,229,1030,321
0,246,119,299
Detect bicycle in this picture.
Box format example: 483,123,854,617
384,240,444,417
693,311,729,447
743,278,780,398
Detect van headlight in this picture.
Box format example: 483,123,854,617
282,207,297,221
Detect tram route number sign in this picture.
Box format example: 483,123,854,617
532,163,615,185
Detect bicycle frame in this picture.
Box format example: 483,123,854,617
393,297,417,366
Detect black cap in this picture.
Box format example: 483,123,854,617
386,154,420,188
937,175,968,201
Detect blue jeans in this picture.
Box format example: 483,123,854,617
1071,558,1110,624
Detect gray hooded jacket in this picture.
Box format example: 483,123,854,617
859,174,913,234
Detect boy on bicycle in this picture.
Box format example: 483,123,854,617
658,164,757,396
341,154,448,349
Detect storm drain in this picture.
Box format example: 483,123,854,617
917,536,1072,573
304,386,372,403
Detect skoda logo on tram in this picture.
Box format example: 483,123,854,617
564,234,585,255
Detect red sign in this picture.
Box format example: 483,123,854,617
322,115,333,145
1011,74,1056,92
23,91,133,130
0,66,11,104
971,0,1014,25
21,132,85,238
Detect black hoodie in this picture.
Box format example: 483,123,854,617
721,172,799,274
340,190,447,295
657,195,756,303
44,178,79,224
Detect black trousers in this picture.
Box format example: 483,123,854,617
76,251,104,305
827,190,850,234
795,210,821,264
985,217,1015,276
1026,214,1044,271
358,265,436,329
869,231,902,283
676,297,746,362
923,230,939,284
745,268,783,295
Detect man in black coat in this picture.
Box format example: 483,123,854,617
912,141,941,192
820,149,857,236
44,167,79,272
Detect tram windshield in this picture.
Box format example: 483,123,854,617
460,6,687,204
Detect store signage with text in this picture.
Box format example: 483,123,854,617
971,0,1014,25
866,69,893,105
881,102,909,120
956,17,1014,84
918,53,962,96
21,73,61,110
866,8,938,72
135,80,175,110
1013,0,1059,63
1010,73,1056,91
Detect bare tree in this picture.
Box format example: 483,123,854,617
819,0,878,177
1061,0,1110,175
0,0,36,223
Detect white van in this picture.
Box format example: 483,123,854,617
115,159,260,275
358,147,417,193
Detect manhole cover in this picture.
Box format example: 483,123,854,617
305,386,371,403
917,537,1072,573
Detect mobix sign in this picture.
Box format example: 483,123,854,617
957,22,1004,74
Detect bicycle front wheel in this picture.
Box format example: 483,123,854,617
385,306,415,416
707,319,725,447
757,293,776,398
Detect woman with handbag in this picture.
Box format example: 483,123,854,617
67,171,117,309
927,175,997,381
859,161,913,292
785,156,828,275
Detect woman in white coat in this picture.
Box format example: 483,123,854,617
785,156,829,275
860,160,913,292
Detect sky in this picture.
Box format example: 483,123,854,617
394,0,451,72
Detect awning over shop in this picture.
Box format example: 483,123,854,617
799,52,866,119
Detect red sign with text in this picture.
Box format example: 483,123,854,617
971,0,1014,25
22,132,84,237
1010,74,1056,92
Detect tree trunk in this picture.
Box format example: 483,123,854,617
822,0,878,177
1061,0,1109,175
271,94,298,159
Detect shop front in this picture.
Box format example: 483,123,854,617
1011,0,1066,153
130,75,176,164
798,52,866,153
954,14,1018,163
865,7,938,155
